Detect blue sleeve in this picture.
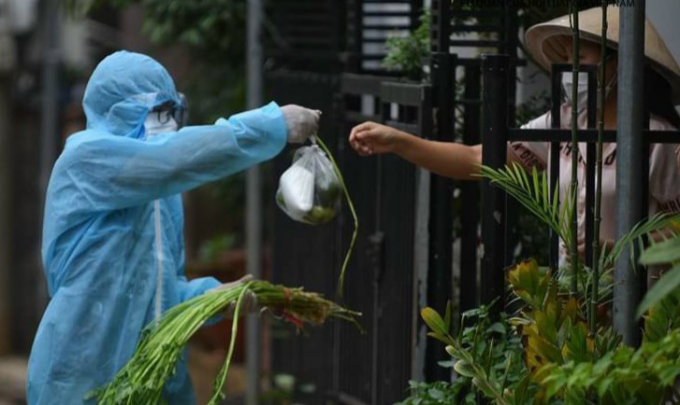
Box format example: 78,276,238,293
177,273,221,303
169,197,223,324
176,259,224,326
59,102,287,212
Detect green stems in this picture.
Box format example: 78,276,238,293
91,281,360,404
570,0,581,297
314,135,359,299
590,1,608,335
207,284,250,405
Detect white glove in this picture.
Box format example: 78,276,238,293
211,274,259,319
281,104,322,143
224,291,258,319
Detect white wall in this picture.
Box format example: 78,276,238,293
647,0,680,66
647,0,680,114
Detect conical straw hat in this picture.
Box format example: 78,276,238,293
525,6,680,104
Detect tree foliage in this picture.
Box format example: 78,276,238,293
63,0,248,123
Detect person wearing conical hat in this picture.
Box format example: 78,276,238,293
348,6,680,266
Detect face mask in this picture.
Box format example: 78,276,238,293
562,68,618,112
144,109,178,137
562,71,589,111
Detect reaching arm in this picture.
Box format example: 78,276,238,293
395,136,482,180
56,102,287,212
349,121,481,180
349,121,529,180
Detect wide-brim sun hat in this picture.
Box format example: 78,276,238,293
525,6,680,104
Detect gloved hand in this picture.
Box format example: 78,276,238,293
281,104,322,143
210,274,259,319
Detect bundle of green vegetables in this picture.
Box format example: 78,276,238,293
90,281,360,405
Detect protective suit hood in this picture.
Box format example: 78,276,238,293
83,51,182,139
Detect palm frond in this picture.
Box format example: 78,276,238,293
479,164,574,252
636,229,680,317
637,263,680,318
601,212,680,271
480,165,680,316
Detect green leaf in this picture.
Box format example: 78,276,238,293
444,301,452,332
421,307,448,335
480,164,574,250
603,212,677,271
639,236,680,265
487,322,506,335
453,360,475,378
597,376,614,399
636,264,680,317
427,387,445,400
427,332,452,346
656,363,680,386
445,345,458,358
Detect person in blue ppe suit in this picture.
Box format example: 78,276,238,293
26,50,321,405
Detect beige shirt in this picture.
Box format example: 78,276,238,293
508,103,680,265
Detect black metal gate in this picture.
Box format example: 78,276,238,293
268,75,433,404
266,1,523,403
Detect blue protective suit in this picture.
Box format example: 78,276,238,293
27,51,287,404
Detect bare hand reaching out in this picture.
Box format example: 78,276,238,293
349,121,404,156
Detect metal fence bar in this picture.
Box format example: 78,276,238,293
431,0,451,53
341,73,384,95
424,51,455,382
336,73,380,404
423,0,453,383
480,54,509,313
508,129,680,143
585,144,596,268
585,68,598,269
549,66,561,273
376,81,431,404
346,0,362,72
548,141,560,272
460,63,481,315
381,81,431,106
614,1,647,347
413,82,434,392
370,97,389,405
640,102,651,305
502,3,519,124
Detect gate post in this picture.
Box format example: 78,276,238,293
614,1,647,347
460,63,481,316
480,54,509,315
424,51,455,383
424,0,454,384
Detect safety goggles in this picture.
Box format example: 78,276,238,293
150,92,189,128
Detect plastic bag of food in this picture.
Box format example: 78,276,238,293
276,144,341,225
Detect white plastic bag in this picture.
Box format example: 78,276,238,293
276,144,341,225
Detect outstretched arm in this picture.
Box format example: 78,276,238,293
349,121,528,180
58,102,288,212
